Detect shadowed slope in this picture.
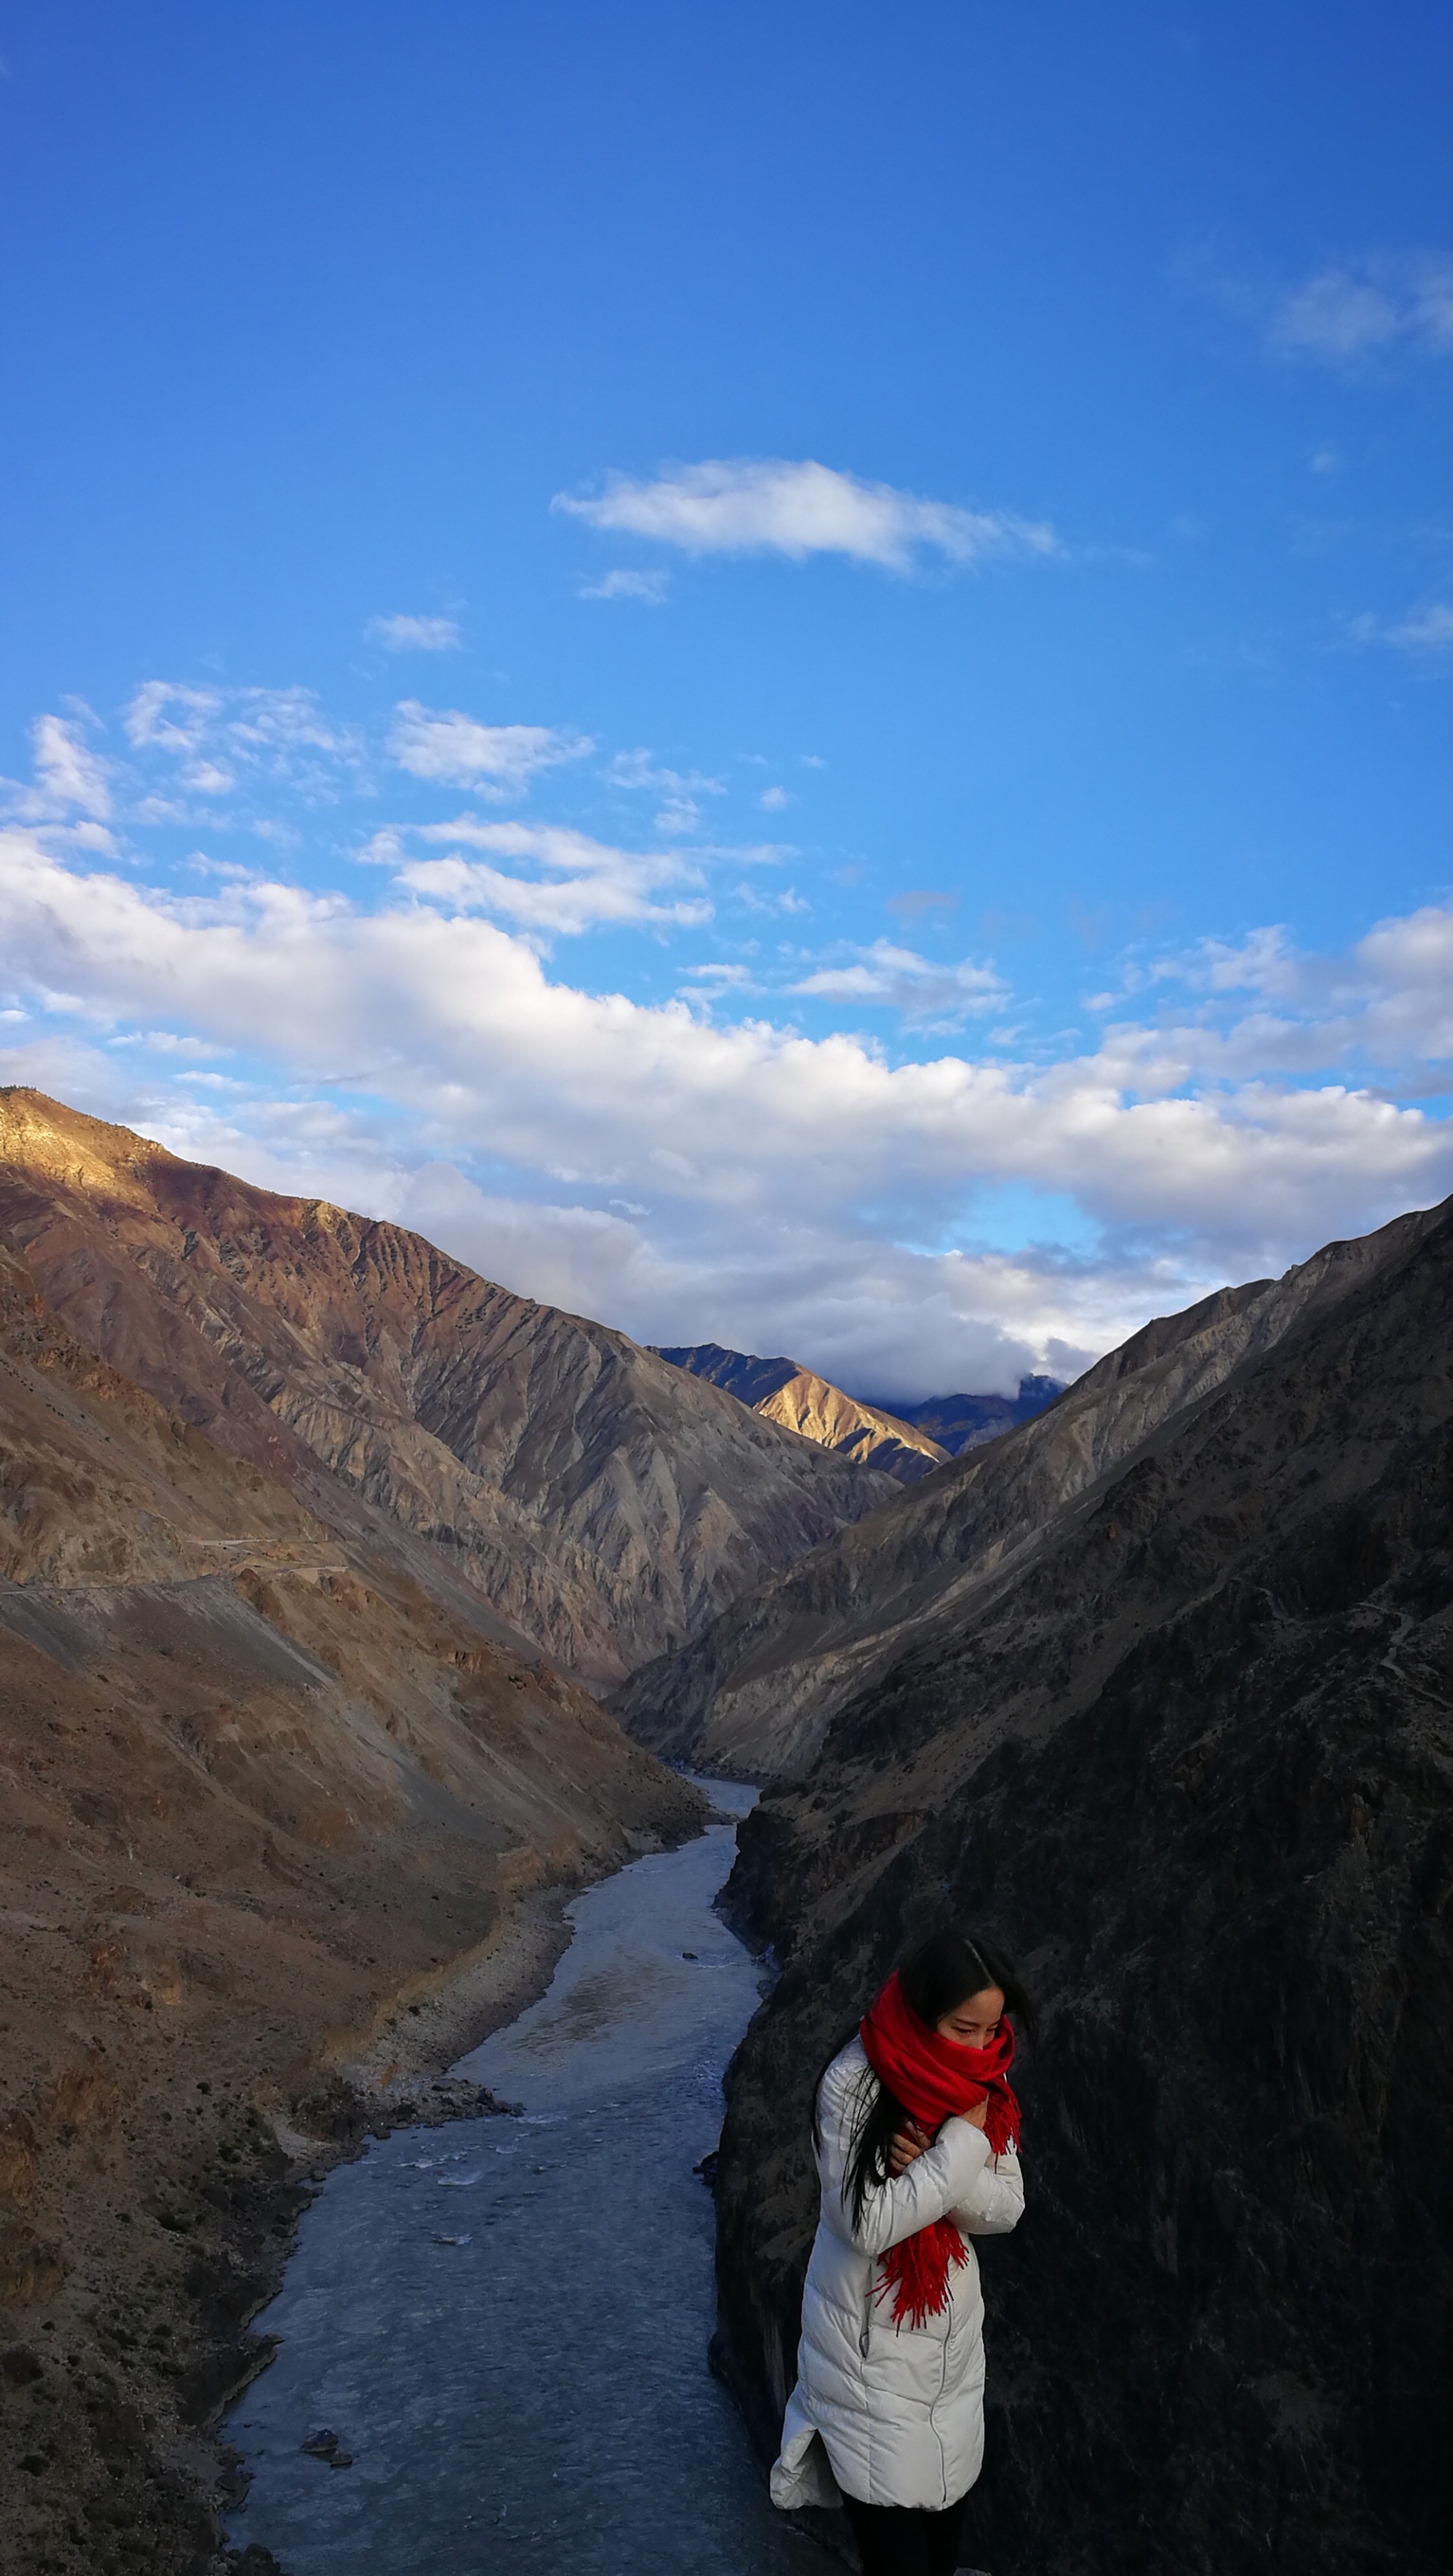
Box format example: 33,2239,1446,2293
619,1208,1443,1776
712,1198,1452,2576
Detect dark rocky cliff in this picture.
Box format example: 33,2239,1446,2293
712,1201,1451,2576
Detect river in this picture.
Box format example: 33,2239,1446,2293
222,1780,817,2573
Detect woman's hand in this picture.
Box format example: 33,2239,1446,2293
888,2093,990,2173
888,2118,931,2175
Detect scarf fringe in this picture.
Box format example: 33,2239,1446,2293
876,2217,971,2329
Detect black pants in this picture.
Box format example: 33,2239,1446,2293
842,2488,971,2576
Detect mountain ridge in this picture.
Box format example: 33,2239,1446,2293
860,1372,1065,1454
614,1213,1442,1778
653,1344,1066,1483
0,1089,896,1690
653,1341,953,1483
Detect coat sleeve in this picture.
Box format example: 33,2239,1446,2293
952,2141,1025,2236
815,2056,992,2259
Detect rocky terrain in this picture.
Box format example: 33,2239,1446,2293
655,1343,952,1483
0,1227,704,2575
0,1090,895,1694
618,1222,1443,1780
709,1199,1451,2576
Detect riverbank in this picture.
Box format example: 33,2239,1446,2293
0,1787,702,2576
222,1786,815,2576
332,1883,576,2105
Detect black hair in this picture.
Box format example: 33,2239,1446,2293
815,1928,1036,2235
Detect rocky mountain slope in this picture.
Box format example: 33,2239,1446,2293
654,1342,950,1483
0,1231,703,2575
619,1217,1443,1779
710,1198,1451,2576
0,1090,894,1692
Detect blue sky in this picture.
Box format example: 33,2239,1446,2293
0,1,1448,1397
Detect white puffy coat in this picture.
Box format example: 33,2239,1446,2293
770,2036,1024,2514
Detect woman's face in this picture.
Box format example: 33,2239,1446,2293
935,1986,1005,2048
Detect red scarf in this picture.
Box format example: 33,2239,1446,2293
858,1970,1021,2330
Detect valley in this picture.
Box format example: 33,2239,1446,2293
0,1083,1446,2576
0,1088,912,2575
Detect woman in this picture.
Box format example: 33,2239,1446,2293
770,1929,1032,2576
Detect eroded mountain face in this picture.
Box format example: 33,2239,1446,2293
0,1090,895,1690
0,1231,704,2572
619,1213,1444,1780
709,1200,1452,2576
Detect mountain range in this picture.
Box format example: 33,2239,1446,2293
0,1090,899,1694
619,1227,1446,1778
653,1341,1062,1484
865,1376,1065,1453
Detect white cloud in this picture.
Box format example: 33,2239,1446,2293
0,659,1445,1398
367,614,463,652
708,841,796,868
1179,923,1302,999
793,939,1007,1026
1344,601,1453,656
27,714,113,821
578,569,670,604
731,881,808,918
0,825,1444,1398
553,457,1059,574
1084,905,1453,1091
381,1172,1080,1400
367,816,711,938
123,682,364,799
1267,254,1452,365
604,748,725,834
387,701,591,795
124,681,223,757
681,962,755,989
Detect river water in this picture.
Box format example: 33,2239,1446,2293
223,1780,817,2573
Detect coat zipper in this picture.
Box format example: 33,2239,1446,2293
925,2279,953,2506
865,2260,953,2503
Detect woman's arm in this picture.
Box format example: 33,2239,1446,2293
952,2142,1025,2237
816,2061,992,2258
